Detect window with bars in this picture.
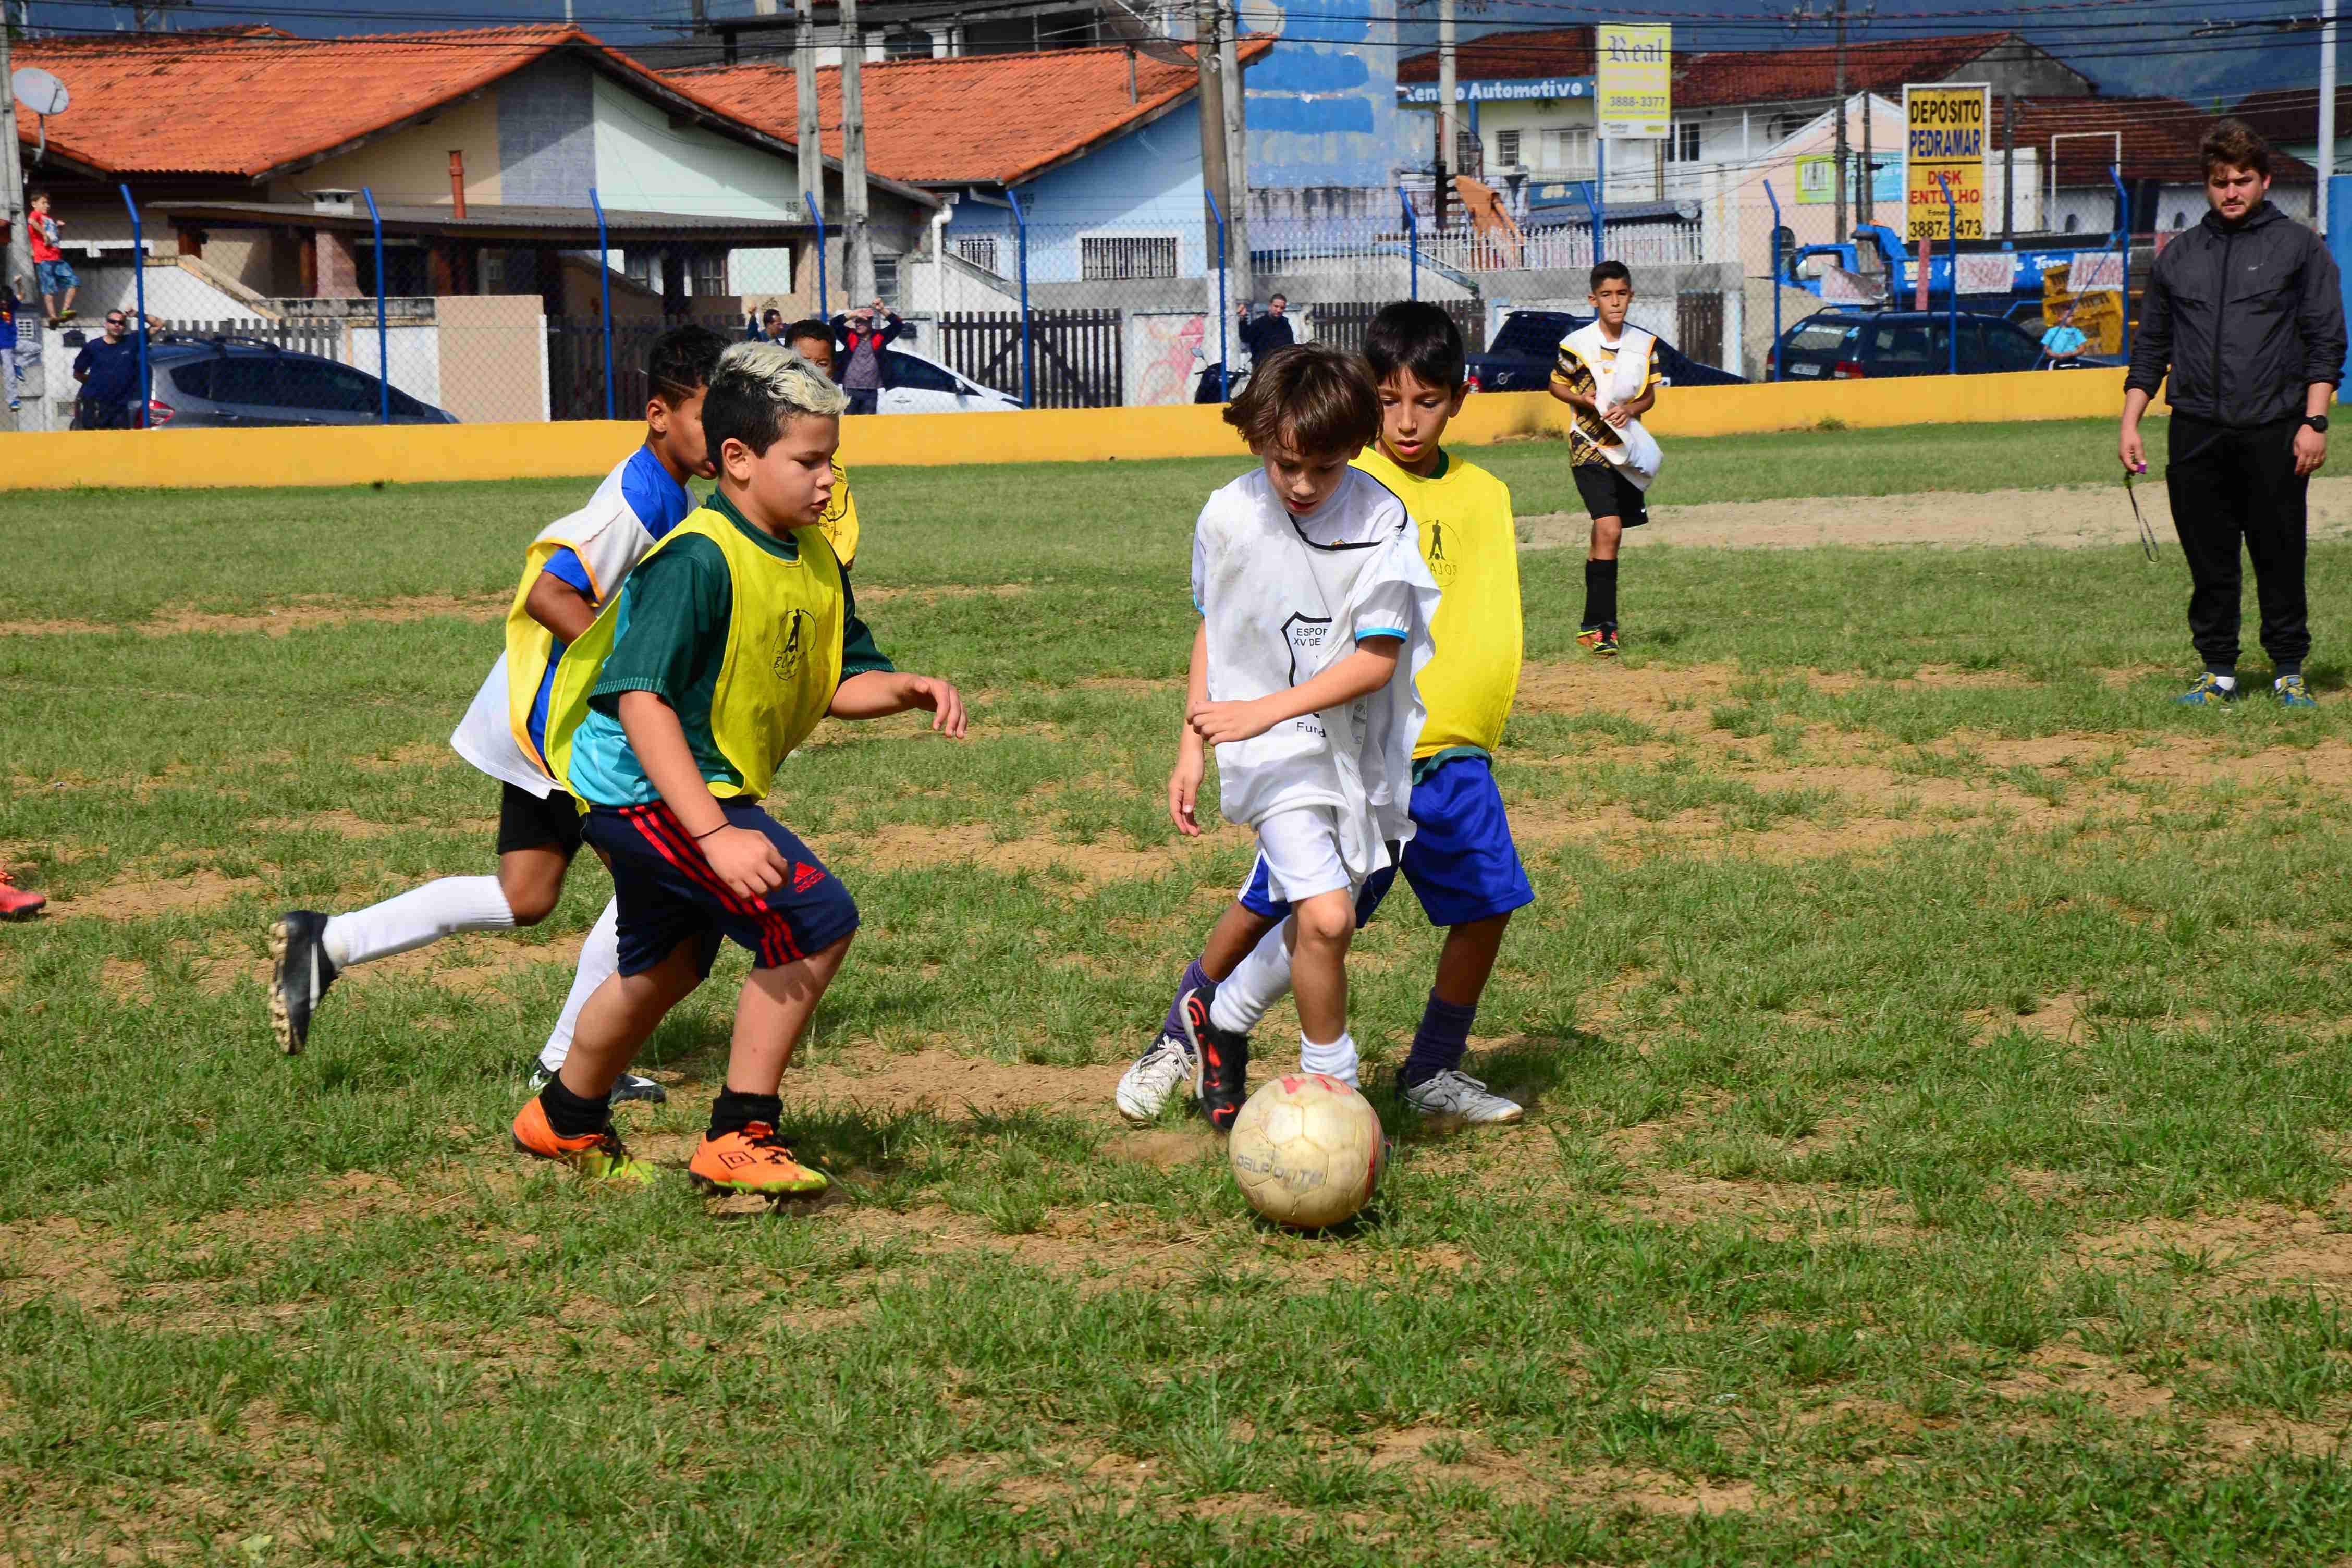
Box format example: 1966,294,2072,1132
1496,129,1522,167
1671,120,1701,163
873,252,901,309
1080,234,1179,280
690,251,726,297
951,234,1000,275
1770,113,1811,143
1454,127,1482,175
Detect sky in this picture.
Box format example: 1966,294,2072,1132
24,0,2324,108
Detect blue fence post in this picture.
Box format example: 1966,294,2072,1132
590,187,615,420
117,184,148,428
1008,186,1033,409
361,186,389,423
1205,183,1228,400
1595,138,1608,262
1763,180,1783,382
1936,173,1959,375
806,193,829,320
2109,163,2132,360
1395,185,1418,302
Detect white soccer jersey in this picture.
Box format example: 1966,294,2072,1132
1191,466,1440,883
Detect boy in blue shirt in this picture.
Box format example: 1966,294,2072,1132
2040,304,2088,365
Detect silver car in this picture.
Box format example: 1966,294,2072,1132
143,338,457,428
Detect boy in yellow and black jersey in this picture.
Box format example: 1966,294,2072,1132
1119,302,1535,1127
1548,261,1661,657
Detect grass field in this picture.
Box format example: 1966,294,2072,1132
8,414,2352,1564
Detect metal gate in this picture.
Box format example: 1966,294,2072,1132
933,308,1123,408
1676,292,1726,369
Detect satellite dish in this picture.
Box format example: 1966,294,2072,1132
13,69,67,118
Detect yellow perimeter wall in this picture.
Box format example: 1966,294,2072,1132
0,369,2142,491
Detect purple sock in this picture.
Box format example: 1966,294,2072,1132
1162,957,1210,1040
1401,992,1477,1087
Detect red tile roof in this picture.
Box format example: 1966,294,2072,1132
1399,28,2081,110
676,38,1270,188
2013,95,2311,185
2231,85,2351,147
13,24,800,182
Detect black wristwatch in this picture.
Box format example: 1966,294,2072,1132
2304,414,2331,434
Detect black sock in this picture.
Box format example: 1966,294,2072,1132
1583,558,1619,629
2277,660,2304,682
709,1086,783,1140
538,1074,612,1138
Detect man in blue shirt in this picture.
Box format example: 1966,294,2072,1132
71,311,141,428
2040,303,2088,366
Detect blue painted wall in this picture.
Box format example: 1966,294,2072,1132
1244,0,1410,206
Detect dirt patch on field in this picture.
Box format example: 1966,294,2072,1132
1520,476,2352,552
857,583,1032,605
787,1045,1123,1122
0,594,504,639
49,867,263,920
829,820,1223,886
2074,1198,2352,1298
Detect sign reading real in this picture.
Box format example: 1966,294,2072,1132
1597,23,1671,140
1902,82,1990,241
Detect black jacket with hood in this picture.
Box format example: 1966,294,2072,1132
2126,199,2348,427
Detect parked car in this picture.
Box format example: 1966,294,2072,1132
139,335,458,427
1769,309,2068,379
874,348,1022,414
1463,309,1748,395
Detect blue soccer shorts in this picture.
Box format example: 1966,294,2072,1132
1236,754,1533,932
583,799,859,977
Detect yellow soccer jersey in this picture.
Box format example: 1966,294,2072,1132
1355,445,1523,760
818,461,861,568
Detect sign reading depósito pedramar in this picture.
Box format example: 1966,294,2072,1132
1597,23,1671,140
1902,82,1990,241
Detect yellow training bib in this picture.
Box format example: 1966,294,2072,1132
544,506,846,803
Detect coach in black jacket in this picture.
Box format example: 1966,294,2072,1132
2121,119,2347,707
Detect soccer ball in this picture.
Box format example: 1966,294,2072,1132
1227,1073,1385,1230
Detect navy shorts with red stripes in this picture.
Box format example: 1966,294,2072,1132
582,800,860,977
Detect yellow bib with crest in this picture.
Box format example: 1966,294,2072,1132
544,506,846,804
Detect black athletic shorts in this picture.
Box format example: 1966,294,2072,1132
1573,463,1649,529
496,780,586,859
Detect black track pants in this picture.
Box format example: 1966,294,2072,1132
2165,412,2311,670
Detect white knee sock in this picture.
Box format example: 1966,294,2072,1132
321,876,515,968
1301,1032,1360,1087
537,897,620,1073
1210,921,1294,1034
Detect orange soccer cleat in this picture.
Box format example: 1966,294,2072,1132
510,1096,653,1184
689,1122,830,1196
0,869,45,920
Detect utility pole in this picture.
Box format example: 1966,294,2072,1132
840,0,873,304
794,0,822,213
0,20,30,305
1219,0,1251,315
1435,0,1456,231
1196,0,1231,318
1831,0,1848,242
1859,77,1872,225
2323,0,2339,236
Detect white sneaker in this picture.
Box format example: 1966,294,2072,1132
1116,1032,1197,1123
1402,1069,1523,1124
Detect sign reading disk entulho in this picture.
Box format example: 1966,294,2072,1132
1597,23,1671,140
1902,82,1990,241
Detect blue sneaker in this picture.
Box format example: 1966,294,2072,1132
2173,674,2243,707
2276,676,2319,709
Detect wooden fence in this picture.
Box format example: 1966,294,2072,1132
931,309,1122,409
1306,299,1489,359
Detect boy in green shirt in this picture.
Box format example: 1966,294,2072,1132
515,343,967,1194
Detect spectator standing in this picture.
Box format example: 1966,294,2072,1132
71,310,141,429
28,193,75,325
1238,293,1295,364
0,283,22,413
2120,120,2347,709
832,298,902,415
744,306,785,342
2039,303,2088,366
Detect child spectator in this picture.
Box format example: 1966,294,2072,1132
28,194,74,325
2040,303,2089,365
516,343,968,1192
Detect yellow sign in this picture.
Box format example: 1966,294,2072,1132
1902,82,1989,241
1597,23,1671,140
